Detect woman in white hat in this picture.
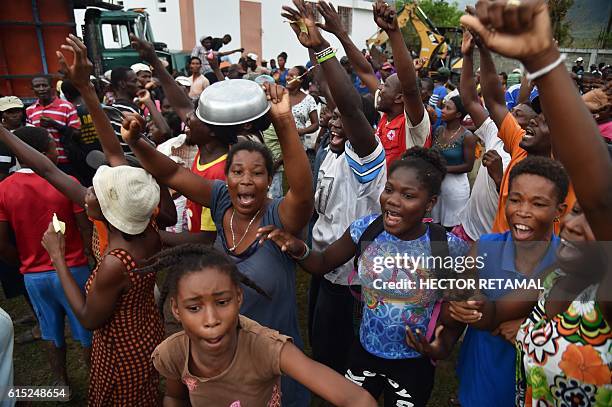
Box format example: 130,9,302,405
0,34,166,406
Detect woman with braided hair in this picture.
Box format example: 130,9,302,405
146,243,376,407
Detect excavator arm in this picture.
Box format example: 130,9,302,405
366,3,449,70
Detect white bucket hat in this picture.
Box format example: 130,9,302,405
92,165,160,235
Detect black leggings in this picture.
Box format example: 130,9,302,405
345,341,435,407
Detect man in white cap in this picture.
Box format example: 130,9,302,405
244,53,269,81
0,96,25,179
572,56,585,75
130,62,152,89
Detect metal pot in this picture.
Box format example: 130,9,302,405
195,79,271,126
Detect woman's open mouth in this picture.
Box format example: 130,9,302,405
384,210,402,227
513,223,534,240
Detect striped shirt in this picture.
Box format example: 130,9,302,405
104,99,141,155
25,98,80,164
312,139,387,285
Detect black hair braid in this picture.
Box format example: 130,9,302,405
139,244,271,312
388,147,447,196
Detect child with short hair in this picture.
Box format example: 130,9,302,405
143,244,377,407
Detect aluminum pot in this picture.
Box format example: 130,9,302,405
195,79,271,126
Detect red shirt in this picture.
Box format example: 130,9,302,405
376,112,407,167
0,170,87,273
186,152,227,232
26,97,81,164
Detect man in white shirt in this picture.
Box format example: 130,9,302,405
455,30,511,242
187,57,210,99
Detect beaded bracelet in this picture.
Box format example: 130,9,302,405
317,52,337,64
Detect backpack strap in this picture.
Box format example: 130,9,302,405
353,214,385,270
425,223,450,343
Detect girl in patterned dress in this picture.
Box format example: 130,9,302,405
28,35,165,405
258,148,470,406
459,1,612,405
144,244,376,407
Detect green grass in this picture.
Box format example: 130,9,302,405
1,268,458,406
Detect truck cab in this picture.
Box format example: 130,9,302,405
82,8,172,77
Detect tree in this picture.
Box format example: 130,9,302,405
548,0,574,47
406,0,463,28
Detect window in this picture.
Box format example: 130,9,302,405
158,7,166,12
338,6,352,35
101,23,131,49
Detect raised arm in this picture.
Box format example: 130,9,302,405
460,31,488,128
317,1,379,95
58,35,128,167
478,46,509,129
265,83,313,234
282,0,376,157
372,0,425,125
462,0,612,240
0,127,86,206
217,47,243,57
121,113,215,208
130,35,193,122
137,89,172,142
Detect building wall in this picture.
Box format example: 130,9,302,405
121,0,183,50
101,0,380,62
261,0,378,67
193,0,242,57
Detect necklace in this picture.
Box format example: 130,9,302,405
229,207,262,252
436,126,463,149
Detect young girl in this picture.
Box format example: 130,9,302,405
142,244,377,407
258,147,469,406
1,34,166,405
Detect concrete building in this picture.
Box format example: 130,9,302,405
103,0,380,66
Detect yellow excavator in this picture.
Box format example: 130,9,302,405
366,2,463,72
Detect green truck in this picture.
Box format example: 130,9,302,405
0,0,188,101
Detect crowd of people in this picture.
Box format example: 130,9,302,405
0,0,610,406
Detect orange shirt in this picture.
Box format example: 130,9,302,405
186,152,227,233
492,113,576,234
